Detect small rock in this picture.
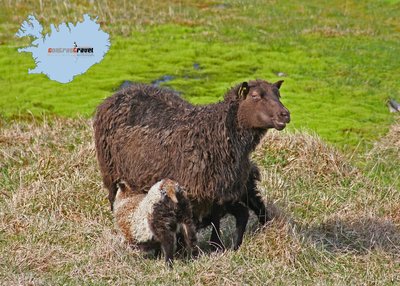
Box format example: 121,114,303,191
388,98,400,113
117,80,134,91
213,3,231,9
152,75,174,86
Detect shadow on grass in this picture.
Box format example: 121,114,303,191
250,202,400,256
153,203,400,259
305,217,400,255
212,201,400,256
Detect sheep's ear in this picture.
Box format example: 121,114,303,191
273,80,284,89
238,82,249,98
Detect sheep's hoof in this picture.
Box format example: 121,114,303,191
233,244,241,251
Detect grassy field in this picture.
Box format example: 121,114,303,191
1,0,400,148
0,118,399,285
1,0,400,285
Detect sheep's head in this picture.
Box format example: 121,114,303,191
237,79,290,131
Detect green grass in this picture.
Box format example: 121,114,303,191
1,0,400,148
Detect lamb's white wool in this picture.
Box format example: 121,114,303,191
130,180,164,243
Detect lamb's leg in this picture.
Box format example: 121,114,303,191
181,222,198,257
152,220,176,267
160,232,176,268
226,202,249,250
175,232,186,254
175,196,198,257
209,206,224,251
154,246,162,258
151,204,177,268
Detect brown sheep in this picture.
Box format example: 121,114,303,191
93,79,290,249
113,178,197,267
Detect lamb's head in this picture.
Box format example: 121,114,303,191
159,178,186,204
160,179,195,247
160,179,192,214
237,79,290,131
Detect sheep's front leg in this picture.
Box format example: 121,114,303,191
244,174,271,225
246,191,270,225
226,202,249,250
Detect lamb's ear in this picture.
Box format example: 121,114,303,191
117,180,131,192
238,82,249,98
273,80,284,89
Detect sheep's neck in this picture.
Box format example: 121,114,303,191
224,101,266,156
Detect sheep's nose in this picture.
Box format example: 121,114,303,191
281,109,290,122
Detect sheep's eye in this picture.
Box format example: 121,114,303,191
251,92,261,99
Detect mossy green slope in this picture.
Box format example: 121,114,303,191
1,0,399,148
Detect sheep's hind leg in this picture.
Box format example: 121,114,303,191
209,206,225,252
246,189,271,225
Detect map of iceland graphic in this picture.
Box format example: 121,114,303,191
16,14,110,83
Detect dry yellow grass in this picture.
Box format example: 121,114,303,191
0,118,399,285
